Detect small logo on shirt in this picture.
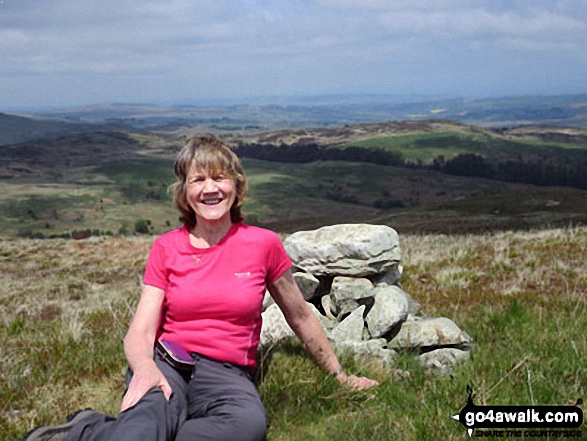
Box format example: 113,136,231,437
234,271,252,278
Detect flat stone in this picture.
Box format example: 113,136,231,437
332,339,398,369
398,286,421,316
260,304,294,347
389,317,471,349
283,224,401,277
419,348,471,373
330,276,374,302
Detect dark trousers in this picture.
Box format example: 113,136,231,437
67,354,266,441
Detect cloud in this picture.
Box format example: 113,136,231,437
0,0,586,107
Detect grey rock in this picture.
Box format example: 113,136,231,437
389,317,471,349
333,338,397,369
260,304,294,347
260,303,330,347
330,276,374,302
283,224,401,277
261,223,472,374
370,265,403,287
367,284,420,316
329,277,373,318
312,304,337,332
329,305,366,342
419,348,471,373
406,313,423,322
293,272,320,301
365,285,409,338
396,286,421,316
334,298,360,319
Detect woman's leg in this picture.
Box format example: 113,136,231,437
67,357,189,441
175,356,266,441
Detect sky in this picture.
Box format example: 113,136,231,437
1,0,587,110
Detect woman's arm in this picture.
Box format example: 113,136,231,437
120,284,172,412
267,268,378,390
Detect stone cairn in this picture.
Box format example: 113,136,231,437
260,224,472,374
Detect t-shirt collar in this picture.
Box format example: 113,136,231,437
179,222,239,254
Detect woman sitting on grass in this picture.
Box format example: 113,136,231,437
25,134,378,441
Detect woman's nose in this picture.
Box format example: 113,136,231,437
203,179,217,192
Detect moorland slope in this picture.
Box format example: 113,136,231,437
1,120,587,237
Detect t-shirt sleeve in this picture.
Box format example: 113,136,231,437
265,232,293,284
143,238,169,291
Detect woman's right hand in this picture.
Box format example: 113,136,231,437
122,285,170,412
120,362,173,412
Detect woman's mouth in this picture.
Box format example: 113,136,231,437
202,198,222,205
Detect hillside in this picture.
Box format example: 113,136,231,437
0,112,130,146
2,226,585,439
227,119,587,156
1,120,587,238
225,119,473,147
231,120,587,191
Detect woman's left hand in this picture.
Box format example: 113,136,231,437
336,372,379,390
268,271,380,392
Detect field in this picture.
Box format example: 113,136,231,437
1,226,586,440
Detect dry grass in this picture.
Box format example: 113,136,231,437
401,226,587,315
0,235,150,321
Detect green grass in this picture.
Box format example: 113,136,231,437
96,158,175,203
343,132,477,162
343,131,587,164
1,227,586,440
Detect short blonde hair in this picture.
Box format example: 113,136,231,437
172,134,247,229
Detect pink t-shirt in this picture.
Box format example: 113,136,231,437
143,222,292,368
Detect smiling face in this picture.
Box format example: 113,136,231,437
186,168,237,224
173,135,248,230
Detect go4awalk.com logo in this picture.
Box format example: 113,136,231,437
451,386,584,438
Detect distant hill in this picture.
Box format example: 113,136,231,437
0,112,129,146
0,131,144,181
3,94,586,147
23,94,587,132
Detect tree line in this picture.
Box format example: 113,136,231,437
233,142,403,166
233,142,587,190
432,153,587,189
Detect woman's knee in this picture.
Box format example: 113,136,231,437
210,404,266,441
177,404,266,441
232,405,267,441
